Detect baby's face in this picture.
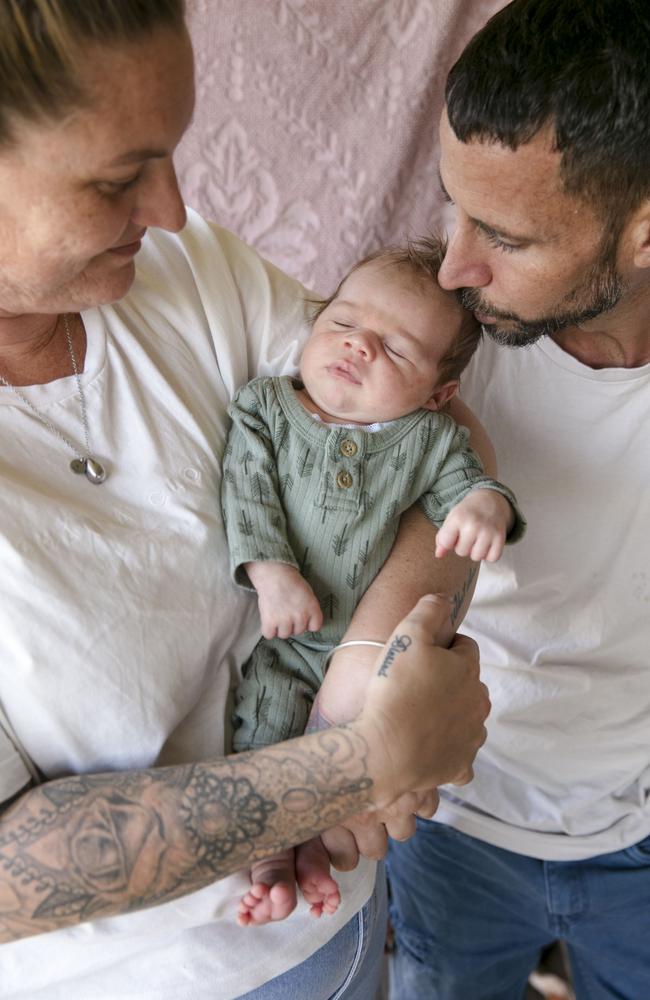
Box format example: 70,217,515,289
300,260,463,424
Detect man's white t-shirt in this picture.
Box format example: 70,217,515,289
437,335,650,861
0,210,374,999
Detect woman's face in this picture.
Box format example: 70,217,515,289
0,26,195,317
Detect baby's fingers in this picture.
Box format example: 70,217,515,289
484,534,506,563
435,523,460,559
450,524,481,559
467,529,505,562
467,532,491,562
306,603,324,633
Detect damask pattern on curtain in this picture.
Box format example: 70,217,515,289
176,0,507,293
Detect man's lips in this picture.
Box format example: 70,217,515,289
474,309,520,327
327,360,361,385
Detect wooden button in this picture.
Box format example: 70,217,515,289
336,470,353,489
340,438,358,457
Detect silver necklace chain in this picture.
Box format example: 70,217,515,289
0,314,107,484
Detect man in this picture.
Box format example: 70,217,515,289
386,1,650,998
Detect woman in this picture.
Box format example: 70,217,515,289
0,2,488,997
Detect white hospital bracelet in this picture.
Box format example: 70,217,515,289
324,639,386,671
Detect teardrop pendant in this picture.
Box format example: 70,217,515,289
84,458,107,484
70,457,106,484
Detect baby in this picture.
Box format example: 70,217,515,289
221,236,525,926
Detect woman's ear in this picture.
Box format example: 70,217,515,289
422,379,460,412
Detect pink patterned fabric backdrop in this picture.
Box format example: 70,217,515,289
176,0,507,293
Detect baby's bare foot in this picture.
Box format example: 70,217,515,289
296,837,341,918
237,851,297,926
237,881,297,926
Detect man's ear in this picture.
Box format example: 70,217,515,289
422,379,460,411
628,200,650,270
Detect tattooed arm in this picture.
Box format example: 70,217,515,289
0,596,487,944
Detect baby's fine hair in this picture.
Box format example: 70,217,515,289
312,235,482,386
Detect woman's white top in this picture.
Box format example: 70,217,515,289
0,210,374,999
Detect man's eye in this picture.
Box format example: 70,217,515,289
483,230,520,254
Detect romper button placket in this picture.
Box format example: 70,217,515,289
340,439,358,457
336,470,353,489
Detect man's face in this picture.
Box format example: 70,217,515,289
437,110,626,347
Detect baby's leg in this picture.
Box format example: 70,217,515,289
237,848,298,926
295,836,341,918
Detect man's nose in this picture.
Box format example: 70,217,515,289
438,227,492,290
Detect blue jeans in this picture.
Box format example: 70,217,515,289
387,819,650,1000
240,864,387,999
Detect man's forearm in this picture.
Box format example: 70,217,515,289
346,507,477,642
0,728,373,944
317,506,478,724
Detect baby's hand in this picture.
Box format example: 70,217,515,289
245,561,324,638
435,489,514,562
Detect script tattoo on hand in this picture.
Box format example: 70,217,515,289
377,634,412,677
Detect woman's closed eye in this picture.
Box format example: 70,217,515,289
95,173,142,196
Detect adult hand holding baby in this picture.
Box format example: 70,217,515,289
329,594,489,868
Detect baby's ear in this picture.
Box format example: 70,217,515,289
422,380,460,412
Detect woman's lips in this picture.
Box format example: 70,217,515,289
108,231,146,256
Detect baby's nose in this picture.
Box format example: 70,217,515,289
346,330,375,358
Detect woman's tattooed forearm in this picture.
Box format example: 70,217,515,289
0,729,373,943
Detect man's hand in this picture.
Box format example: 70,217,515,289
320,789,441,870
245,561,324,638
355,593,490,810
435,489,514,562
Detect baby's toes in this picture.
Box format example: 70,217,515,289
267,881,298,921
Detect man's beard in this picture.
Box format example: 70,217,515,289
458,251,626,348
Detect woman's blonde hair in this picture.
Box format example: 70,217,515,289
0,0,185,144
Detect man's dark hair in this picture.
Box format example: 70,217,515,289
446,0,650,229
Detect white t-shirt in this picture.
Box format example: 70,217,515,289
0,210,374,999
436,335,650,861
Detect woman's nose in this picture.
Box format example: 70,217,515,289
131,157,187,233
